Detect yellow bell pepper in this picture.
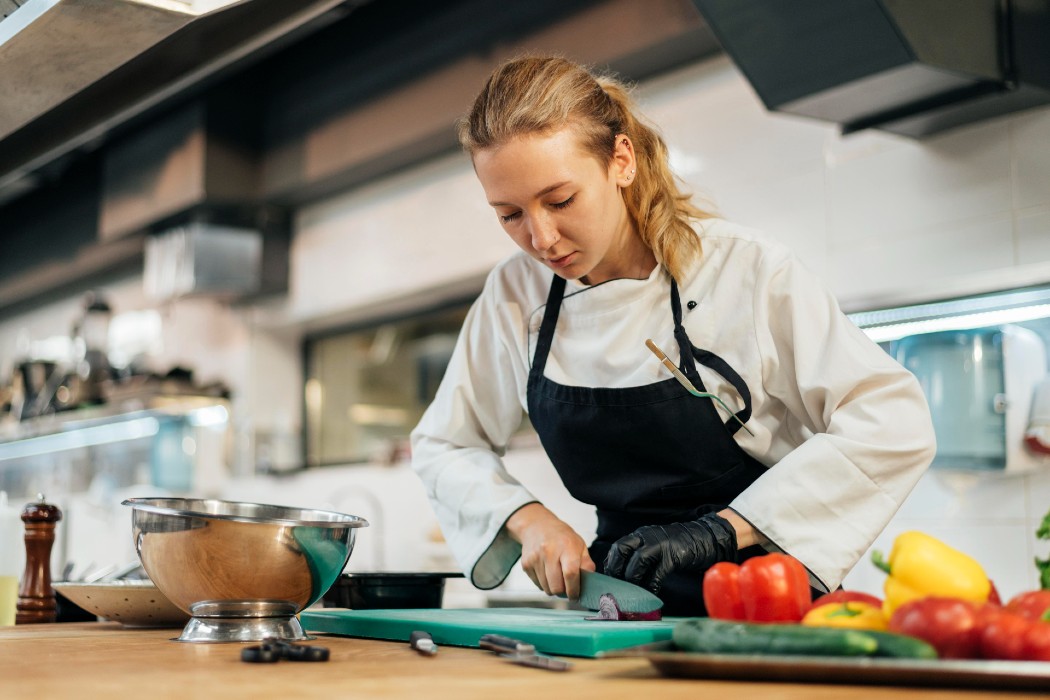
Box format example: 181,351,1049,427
872,531,991,616
801,601,888,630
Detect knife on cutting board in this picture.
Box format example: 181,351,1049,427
576,571,663,613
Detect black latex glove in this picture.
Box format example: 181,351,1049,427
603,512,737,594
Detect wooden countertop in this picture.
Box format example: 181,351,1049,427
1,621,1045,700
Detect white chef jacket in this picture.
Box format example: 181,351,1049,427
410,218,936,591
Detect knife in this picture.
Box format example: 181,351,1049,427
577,570,663,614
409,630,438,656
478,634,573,672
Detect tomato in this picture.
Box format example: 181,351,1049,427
889,597,983,659
1023,620,1050,661
808,590,883,612
979,607,1029,660
1006,590,1050,622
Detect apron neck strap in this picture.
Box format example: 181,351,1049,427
532,273,567,376
670,278,699,376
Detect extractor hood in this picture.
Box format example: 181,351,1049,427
0,0,361,206
689,0,1050,138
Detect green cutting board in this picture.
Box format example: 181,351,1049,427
300,607,679,658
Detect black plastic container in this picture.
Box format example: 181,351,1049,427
321,572,463,610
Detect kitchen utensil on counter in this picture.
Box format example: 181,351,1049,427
479,633,573,671
575,570,663,615
122,497,368,643
321,572,463,610
603,640,1050,691
51,580,190,627
300,607,678,658
16,494,61,624
409,630,438,655
241,638,330,663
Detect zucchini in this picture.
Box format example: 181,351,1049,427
863,630,939,659
672,618,878,657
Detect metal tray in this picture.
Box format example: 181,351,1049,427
601,641,1050,691
52,580,189,628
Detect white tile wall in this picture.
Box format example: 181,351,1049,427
829,212,1016,304
5,55,1050,603
826,118,1015,249
1018,207,1050,264
1012,109,1050,211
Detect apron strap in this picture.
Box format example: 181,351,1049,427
536,273,752,435
531,274,566,377
670,279,699,375
692,347,753,436
671,278,753,436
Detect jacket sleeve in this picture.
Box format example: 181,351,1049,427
409,268,538,589
728,246,937,590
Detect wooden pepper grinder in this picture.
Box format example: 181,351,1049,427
16,494,62,625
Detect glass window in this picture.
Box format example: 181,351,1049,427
303,299,532,467
848,285,1050,472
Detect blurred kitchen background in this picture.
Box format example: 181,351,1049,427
1,0,1050,605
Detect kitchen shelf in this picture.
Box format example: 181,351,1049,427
0,395,231,501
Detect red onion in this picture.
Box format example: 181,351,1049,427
585,593,663,621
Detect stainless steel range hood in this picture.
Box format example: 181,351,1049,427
690,0,1050,138
0,0,228,141
0,0,359,205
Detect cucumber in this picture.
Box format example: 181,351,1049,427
863,630,939,659
672,618,878,657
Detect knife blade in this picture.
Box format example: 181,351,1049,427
478,634,573,672
577,570,663,614
501,652,573,672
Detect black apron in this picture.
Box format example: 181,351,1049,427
526,273,769,616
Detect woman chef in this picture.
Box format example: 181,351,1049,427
410,55,936,616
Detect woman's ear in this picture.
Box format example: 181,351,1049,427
612,134,637,187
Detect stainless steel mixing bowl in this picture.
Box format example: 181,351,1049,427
122,497,368,643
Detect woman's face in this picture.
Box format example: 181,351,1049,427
473,126,641,285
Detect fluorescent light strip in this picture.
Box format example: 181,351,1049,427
849,287,1050,329
0,417,160,462
188,405,229,427
861,304,1050,343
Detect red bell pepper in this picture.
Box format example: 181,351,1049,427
702,562,745,621
988,580,1002,606
889,597,984,659
703,553,811,623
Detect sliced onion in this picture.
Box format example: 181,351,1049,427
585,593,663,621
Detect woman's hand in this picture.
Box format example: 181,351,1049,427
505,503,595,599
603,511,738,594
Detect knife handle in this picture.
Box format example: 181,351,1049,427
479,634,536,655
410,630,438,655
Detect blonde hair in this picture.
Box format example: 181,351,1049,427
458,55,713,282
